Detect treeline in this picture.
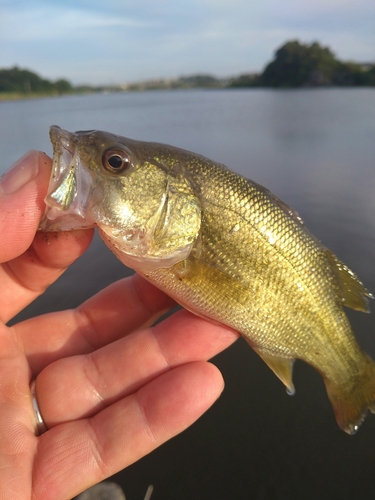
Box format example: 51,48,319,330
124,75,227,91
0,67,74,95
229,40,375,88
1,40,374,97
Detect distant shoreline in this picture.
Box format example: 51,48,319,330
0,90,94,102
2,39,374,102
2,85,375,103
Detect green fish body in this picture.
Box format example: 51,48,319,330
40,126,375,434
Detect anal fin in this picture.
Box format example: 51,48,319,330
246,340,295,395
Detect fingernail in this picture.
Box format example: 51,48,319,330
0,150,40,195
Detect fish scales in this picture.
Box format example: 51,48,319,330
146,160,360,374
40,126,375,434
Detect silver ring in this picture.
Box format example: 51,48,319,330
30,380,48,435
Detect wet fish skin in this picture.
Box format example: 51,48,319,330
40,126,375,434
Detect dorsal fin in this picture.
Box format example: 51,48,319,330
325,249,374,313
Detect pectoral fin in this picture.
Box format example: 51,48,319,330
326,250,374,312
246,340,295,395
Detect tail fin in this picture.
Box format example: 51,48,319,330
324,354,375,434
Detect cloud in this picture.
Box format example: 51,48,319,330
2,5,153,42
1,0,374,84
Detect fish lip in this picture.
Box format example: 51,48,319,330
50,125,74,154
39,126,96,232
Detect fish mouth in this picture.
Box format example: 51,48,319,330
39,126,96,231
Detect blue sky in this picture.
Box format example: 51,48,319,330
1,0,374,85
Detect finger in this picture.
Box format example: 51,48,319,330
0,151,50,261
0,323,36,499
34,309,238,426
14,274,177,373
32,362,223,499
0,151,94,322
1,229,94,323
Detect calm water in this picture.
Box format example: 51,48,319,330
1,89,375,499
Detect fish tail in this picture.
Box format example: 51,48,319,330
324,354,375,434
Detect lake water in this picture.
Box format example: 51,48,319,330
1,89,375,499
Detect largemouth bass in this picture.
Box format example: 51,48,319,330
40,125,375,434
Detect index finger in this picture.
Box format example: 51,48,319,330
0,152,94,323
0,151,49,261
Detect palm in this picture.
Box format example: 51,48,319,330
0,152,237,499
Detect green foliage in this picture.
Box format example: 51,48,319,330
0,66,73,94
333,62,375,86
125,74,226,91
230,40,375,88
261,41,335,86
54,79,73,93
227,73,261,88
259,40,374,87
1,41,374,96
178,75,223,88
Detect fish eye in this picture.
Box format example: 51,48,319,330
102,148,131,173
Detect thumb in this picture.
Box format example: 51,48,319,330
0,151,52,262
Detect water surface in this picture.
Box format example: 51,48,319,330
1,89,375,499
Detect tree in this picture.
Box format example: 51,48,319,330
260,40,339,87
54,79,73,94
333,61,375,86
0,67,73,94
227,73,261,88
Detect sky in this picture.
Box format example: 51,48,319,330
1,0,374,85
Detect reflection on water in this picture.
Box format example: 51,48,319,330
1,89,375,499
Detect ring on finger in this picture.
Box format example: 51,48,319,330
30,380,48,436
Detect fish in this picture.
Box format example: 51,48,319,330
39,125,375,434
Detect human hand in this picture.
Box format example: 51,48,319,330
0,151,238,499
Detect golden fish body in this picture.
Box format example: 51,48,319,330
40,126,375,434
